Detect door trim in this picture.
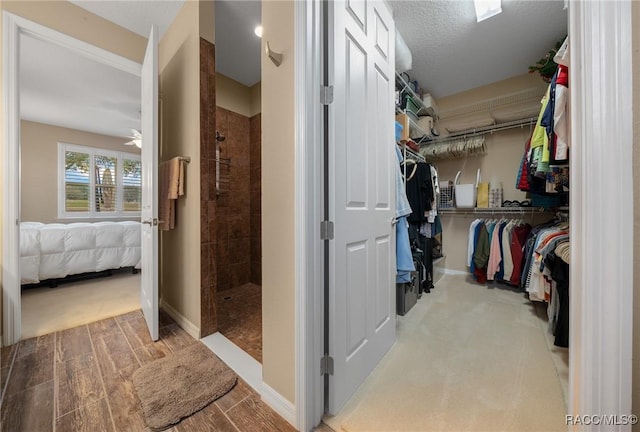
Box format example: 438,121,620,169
294,0,325,430
568,1,633,421
2,12,141,345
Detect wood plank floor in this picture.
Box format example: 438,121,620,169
0,309,326,432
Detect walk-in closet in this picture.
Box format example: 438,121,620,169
324,1,571,431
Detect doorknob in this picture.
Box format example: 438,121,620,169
391,217,399,226
142,218,163,226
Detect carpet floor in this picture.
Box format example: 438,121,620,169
323,274,568,432
21,271,141,339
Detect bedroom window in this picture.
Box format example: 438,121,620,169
58,143,142,219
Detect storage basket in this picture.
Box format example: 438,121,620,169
438,181,454,209
454,169,480,208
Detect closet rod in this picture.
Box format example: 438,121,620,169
439,207,554,216
425,116,538,146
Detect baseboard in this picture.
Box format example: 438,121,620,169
200,332,262,392
159,299,200,340
444,268,468,276
261,381,297,427
200,333,297,428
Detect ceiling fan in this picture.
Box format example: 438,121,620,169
124,129,142,149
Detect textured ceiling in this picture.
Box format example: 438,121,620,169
20,34,141,139
70,0,184,39
215,0,262,86
391,0,568,99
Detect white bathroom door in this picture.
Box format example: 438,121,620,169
140,26,159,341
328,0,396,414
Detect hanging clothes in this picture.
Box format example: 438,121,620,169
394,146,414,284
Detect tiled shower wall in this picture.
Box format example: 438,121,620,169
200,39,217,337
249,114,262,285
216,107,257,292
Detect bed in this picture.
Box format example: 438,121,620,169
20,221,142,285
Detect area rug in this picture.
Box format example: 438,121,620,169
133,341,238,430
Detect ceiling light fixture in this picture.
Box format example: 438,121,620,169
254,25,263,38
473,0,502,23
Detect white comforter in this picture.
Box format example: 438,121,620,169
20,221,141,284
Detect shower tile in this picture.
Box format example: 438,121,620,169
216,108,229,137
229,237,250,265
229,215,251,239
216,219,228,248
229,191,250,215
251,261,262,285
230,263,251,288
216,193,229,210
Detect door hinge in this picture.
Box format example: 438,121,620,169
321,354,334,375
320,220,334,240
320,85,334,105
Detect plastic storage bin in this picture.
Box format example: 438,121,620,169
454,169,480,208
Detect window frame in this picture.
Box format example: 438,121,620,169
57,142,141,219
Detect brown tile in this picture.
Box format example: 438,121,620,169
229,190,250,215
174,403,237,432
201,243,212,282
56,398,114,432
215,378,253,412
1,343,18,368
208,201,217,243
229,215,251,239
251,261,262,286
5,338,54,396
102,363,147,432
229,237,251,265
1,367,10,397
17,333,53,358
226,394,297,432
159,309,175,328
230,262,251,288
1,380,54,432
114,309,143,324
88,317,122,340
250,211,262,232
93,332,139,376
119,315,154,349
217,192,230,209
216,107,229,138
159,324,196,353
200,199,211,244
57,353,105,417
217,214,229,243
134,340,173,366
217,265,231,292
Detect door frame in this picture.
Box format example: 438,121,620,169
294,0,325,430
297,1,635,430
568,1,634,422
1,12,141,346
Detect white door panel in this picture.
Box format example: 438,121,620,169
329,0,396,414
140,26,159,341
